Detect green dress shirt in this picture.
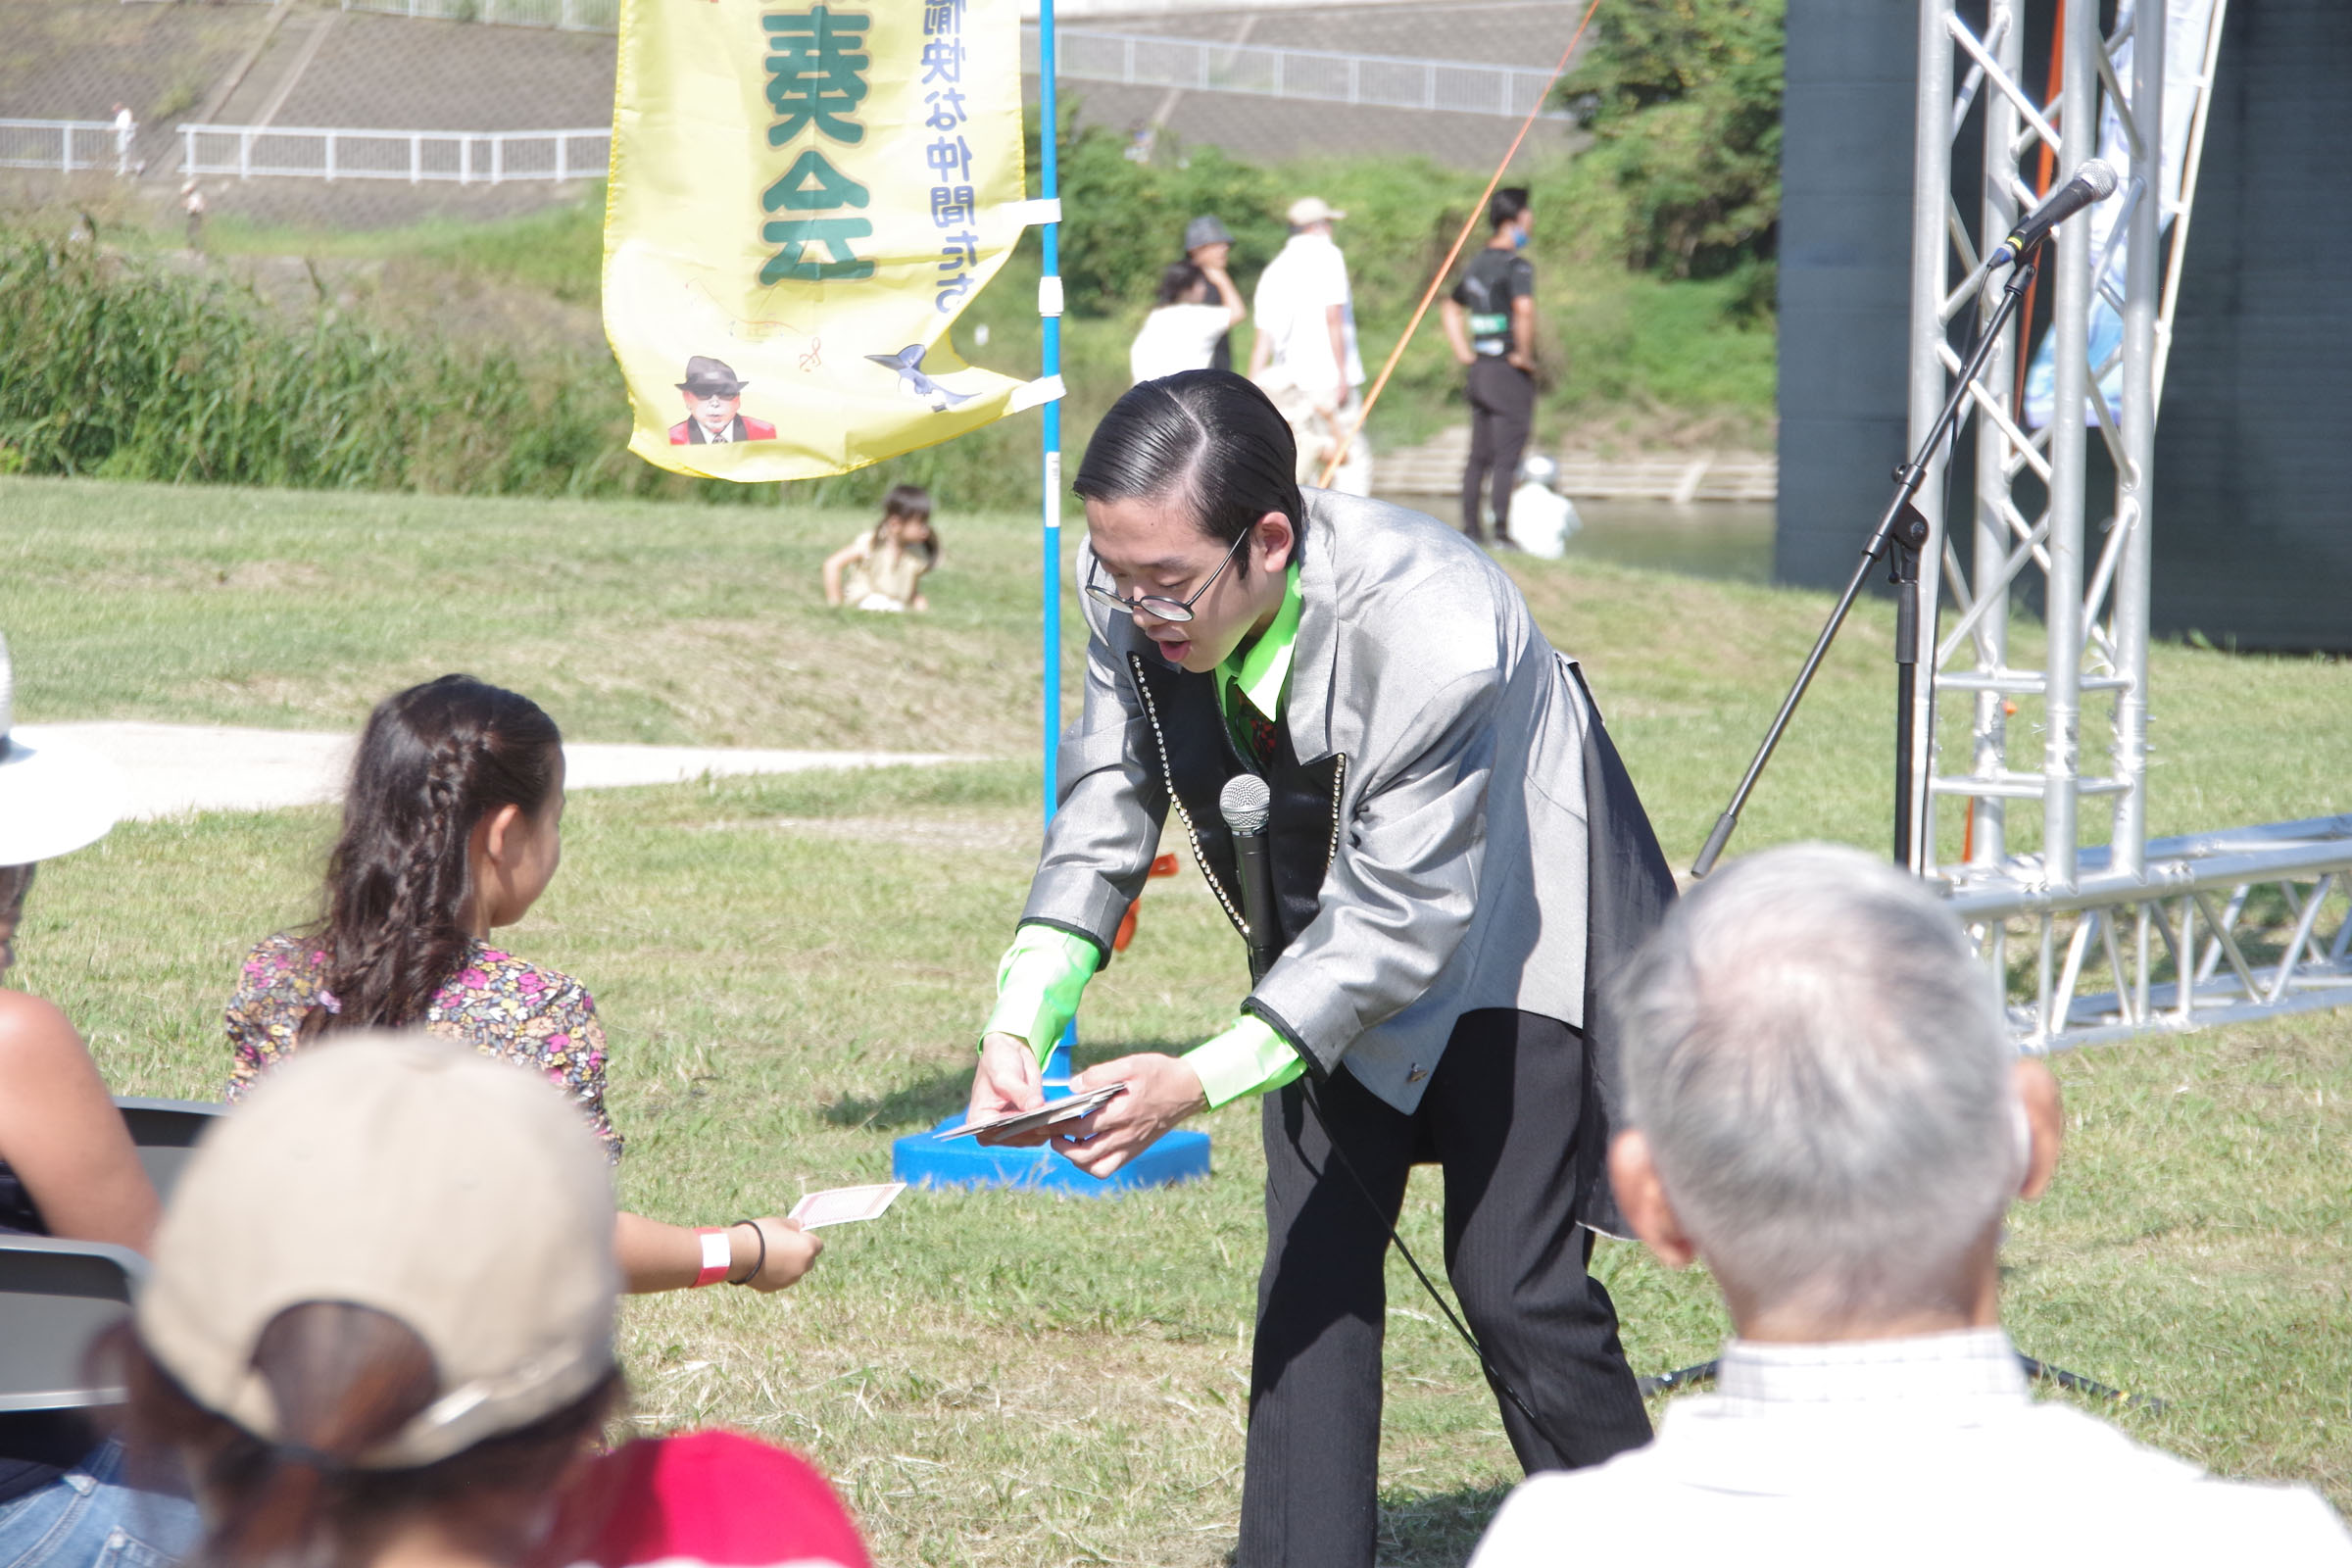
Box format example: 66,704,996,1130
982,564,1308,1108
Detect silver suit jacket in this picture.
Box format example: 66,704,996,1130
1022,489,1602,1116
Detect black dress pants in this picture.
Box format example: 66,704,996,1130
1237,1009,1651,1568
1461,357,1537,541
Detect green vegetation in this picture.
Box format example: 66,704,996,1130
5,477,2344,1565
5,101,1782,506
209,196,613,306
1558,0,1785,284
1011,122,1777,450
0,235,627,494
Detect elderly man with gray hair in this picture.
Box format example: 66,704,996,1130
1469,843,2352,1565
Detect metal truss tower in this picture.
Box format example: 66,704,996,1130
1903,0,2352,1048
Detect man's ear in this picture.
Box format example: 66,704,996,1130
2014,1059,2063,1200
1254,511,1296,575
1608,1130,1698,1270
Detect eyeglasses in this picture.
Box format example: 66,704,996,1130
1084,527,1251,624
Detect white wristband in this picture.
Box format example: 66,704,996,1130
695,1227,732,1287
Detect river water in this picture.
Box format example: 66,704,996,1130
1377,496,1776,585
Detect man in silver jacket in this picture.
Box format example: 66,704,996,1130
965,371,1665,1568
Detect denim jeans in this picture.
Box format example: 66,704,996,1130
0,1441,200,1568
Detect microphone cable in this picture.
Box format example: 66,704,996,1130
1220,773,1579,1456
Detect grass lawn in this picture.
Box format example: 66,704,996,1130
4,475,2347,1563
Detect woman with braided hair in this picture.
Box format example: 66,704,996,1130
224,675,819,1298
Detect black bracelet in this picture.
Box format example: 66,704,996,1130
727,1219,765,1286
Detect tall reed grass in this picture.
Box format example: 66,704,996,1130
0,233,636,494
0,232,1047,508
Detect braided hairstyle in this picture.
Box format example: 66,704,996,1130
307,676,562,1037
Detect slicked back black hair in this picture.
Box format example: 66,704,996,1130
1072,370,1304,576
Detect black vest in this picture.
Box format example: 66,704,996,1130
1127,652,1346,956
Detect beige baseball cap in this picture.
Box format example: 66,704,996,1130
1286,196,1347,226
138,1033,620,1469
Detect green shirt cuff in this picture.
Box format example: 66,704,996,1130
1183,1015,1304,1109
982,924,1102,1065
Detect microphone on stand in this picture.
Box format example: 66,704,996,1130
1218,774,1280,985
1987,159,2119,268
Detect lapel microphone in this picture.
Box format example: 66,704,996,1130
1218,773,1280,984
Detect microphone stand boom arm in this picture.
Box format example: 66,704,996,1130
1690,257,2040,879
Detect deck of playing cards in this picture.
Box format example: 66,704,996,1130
934,1081,1129,1142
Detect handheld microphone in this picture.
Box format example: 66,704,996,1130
1987,160,2118,268
1218,774,1281,985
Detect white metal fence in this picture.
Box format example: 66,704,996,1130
327,0,1563,122
0,120,133,175
177,123,610,183
338,0,617,30
1034,28,1569,120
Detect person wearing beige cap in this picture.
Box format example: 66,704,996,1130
1248,197,1369,496
0,633,202,1568
106,1034,626,1568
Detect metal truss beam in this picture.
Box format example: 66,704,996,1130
1903,1,2352,1048
1950,817,2352,1050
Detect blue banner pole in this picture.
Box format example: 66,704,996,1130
891,0,1207,1193
1037,0,1074,1086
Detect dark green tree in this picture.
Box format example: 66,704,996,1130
1559,0,1784,281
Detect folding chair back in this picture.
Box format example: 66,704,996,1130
114,1097,224,1204
0,1236,145,1412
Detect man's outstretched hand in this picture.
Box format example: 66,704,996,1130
967,1031,1050,1145
1051,1054,1207,1179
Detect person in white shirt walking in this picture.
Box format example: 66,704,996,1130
1249,196,1368,495
1470,842,2352,1568
110,103,135,177
1129,257,1245,385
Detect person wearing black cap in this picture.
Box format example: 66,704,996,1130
1184,215,1240,372
668,356,777,445
1441,187,1540,545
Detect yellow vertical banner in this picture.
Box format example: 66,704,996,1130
605,0,1039,481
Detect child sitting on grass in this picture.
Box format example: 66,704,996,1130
822,483,940,612
225,674,818,1298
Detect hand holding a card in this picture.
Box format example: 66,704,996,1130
732,1216,823,1293
1046,1054,1207,1178
965,1031,1052,1142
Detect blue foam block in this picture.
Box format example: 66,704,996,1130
892,1109,1211,1195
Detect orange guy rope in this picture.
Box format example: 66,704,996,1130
1314,0,1605,490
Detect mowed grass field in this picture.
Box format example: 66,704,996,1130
3,474,2347,1564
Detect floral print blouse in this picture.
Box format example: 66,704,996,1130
225,932,622,1160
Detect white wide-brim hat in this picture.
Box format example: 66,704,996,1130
0,635,125,866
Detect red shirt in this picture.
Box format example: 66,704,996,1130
543,1432,869,1568
667,416,779,445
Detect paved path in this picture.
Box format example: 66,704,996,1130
20,721,974,822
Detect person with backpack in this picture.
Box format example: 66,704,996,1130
1441,187,1541,546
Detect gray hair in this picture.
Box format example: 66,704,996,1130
1618,843,2023,1317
